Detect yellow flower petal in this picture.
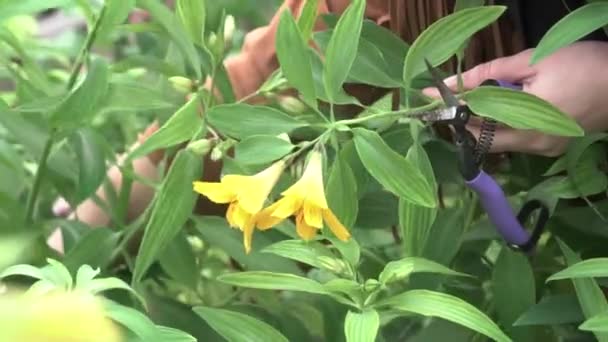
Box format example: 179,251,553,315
296,212,318,240
256,202,286,230
303,201,323,228
193,181,235,203
225,202,238,228
322,209,351,241
233,162,285,214
271,196,302,219
243,218,256,254
231,204,252,231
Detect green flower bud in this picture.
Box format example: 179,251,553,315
187,139,213,156
278,96,307,114
169,76,194,94
223,15,235,43
210,146,223,161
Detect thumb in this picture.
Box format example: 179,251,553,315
423,49,536,97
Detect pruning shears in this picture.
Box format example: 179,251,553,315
418,60,549,253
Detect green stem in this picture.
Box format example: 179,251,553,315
24,6,107,224
336,100,442,127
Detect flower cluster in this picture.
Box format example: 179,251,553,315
193,151,351,253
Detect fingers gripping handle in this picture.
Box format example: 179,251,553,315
465,170,538,249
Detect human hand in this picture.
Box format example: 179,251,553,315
424,41,608,157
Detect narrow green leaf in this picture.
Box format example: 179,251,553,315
310,49,361,105
328,237,360,268
62,228,120,273
50,58,109,130
234,135,294,166
352,128,435,208
277,10,316,107
159,232,199,289
379,257,469,284
97,0,135,41
138,0,201,78
129,94,202,161
322,0,365,101
297,0,318,41
326,155,358,229
217,271,329,295
74,264,100,287
378,290,512,342
133,149,202,282
262,239,347,274
581,312,608,333
100,81,174,113
466,86,584,136
44,258,73,291
514,294,584,326
0,264,45,280
71,128,107,202
344,310,380,342
81,277,145,307
0,0,71,21
157,326,197,342
548,258,608,281
492,247,536,339
104,300,159,341
403,6,505,88
176,0,206,46
556,238,608,342
207,104,305,139
531,2,608,64
193,306,288,342
324,278,362,299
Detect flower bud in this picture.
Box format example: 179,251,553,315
363,279,381,292
126,67,146,78
187,138,213,156
210,146,223,161
169,76,194,94
223,15,235,43
278,96,307,114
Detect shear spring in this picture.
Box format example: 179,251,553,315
474,117,496,165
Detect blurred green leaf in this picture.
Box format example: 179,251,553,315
207,104,305,139
514,294,584,326
71,128,107,202
277,10,316,107
234,135,294,166
62,228,120,273
0,0,71,22
548,257,608,281
556,238,608,342
352,128,435,208
100,81,175,113
133,149,202,282
378,290,511,342
157,326,197,342
97,0,135,41
0,140,24,198
403,6,505,88
531,2,608,64
50,58,109,130
297,0,318,41
104,300,159,341
129,94,201,161
466,86,583,136
328,237,360,268
581,312,608,333
322,0,365,101
193,306,288,342
159,232,199,289
176,0,206,46
379,257,469,285
218,271,329,295
262,239,346,274
326,155,358,229
344,310,379,342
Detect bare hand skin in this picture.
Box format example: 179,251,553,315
424,41,608,157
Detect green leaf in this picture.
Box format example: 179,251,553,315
128,94,202,161
547,258,608,281
100,81,174,113
71,128,107,202
556,238,608,342
262,239,347,274
62,228,120,273
400,143,438,257
0,0,71,21
360,20,409,78
81,277,145,307
581,312,608,333
514,294,584,326
297,0,318,41
138,0,201,78
566,133,608,197
234,135,294,166
176,0,206,46
277,10,316,107
328,237,360,268
159,232,199,289
310,50,361,105
322,0,365,101
157,326,197,342
104,300,159,341
207,104,305,139
352,128,435,208
217,271,329,295
193,306,288,342
326,155,358,229
454,0,486,11
133,149,202,282
492,247,536,339
0,140,24,198
50,58,109,130
344,310,380,342
0,264,45,280
74,264,100,286
323,278,362,299
531,2,608,64
466,86,584,136
379,257,469,284
44,258,73,291
403,6,505,88
97,0,135,41
378,290,512,342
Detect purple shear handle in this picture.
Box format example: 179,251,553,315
465,170,530,246
495,80,522,90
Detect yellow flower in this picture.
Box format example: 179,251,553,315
257,152,351,241
193,161,285,253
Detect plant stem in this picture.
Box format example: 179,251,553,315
335,100,442,127
24,7,107,224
